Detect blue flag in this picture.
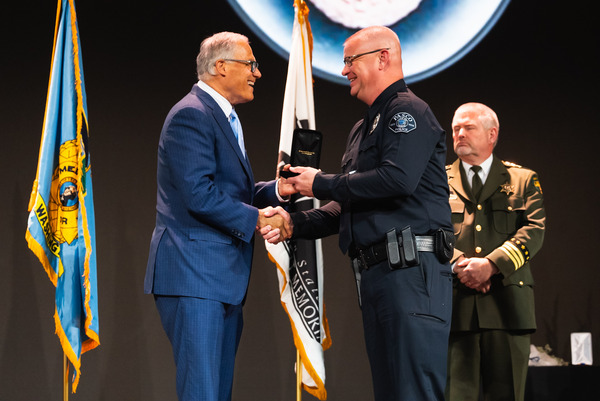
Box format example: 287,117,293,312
26,0,99,392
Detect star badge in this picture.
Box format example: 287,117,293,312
500,183,515,195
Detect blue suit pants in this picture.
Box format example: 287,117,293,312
155,296,243,401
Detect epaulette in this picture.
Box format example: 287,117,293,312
502,160,522,168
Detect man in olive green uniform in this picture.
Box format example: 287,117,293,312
445,103,546,401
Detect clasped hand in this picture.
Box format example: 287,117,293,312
285,165,320,198
255,165,318,244
454,256,499,294
256,206,293,244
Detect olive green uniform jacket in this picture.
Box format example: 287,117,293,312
447,156,546,331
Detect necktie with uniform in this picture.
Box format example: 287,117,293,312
471,165,483,200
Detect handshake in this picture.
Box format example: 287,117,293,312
256,206,292,244
254,165,321,244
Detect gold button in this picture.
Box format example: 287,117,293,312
477,204,482,210
519,281,524,286
508,206,513,211
476,225,482,231
475,246,482,254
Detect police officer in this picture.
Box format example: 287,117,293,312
445,102,546,401
263,26,453,401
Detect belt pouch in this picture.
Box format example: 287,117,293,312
434,228,455,263
386,228,402,269
401,226,419,266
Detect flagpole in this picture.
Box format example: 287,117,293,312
296,350,302,401
63,353,69,401
297,4,306,400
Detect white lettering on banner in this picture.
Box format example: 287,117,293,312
291,261,321,341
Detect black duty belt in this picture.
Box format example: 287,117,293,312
350,234,435,272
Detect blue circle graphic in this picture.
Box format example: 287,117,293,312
226,0,510,85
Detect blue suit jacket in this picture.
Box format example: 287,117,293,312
144,85,279,305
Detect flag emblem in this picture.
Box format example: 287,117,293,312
52,140,80,244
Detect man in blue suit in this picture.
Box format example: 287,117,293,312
144,32,293,401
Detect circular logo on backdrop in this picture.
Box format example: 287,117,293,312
309,0,423,29
226,0,511,84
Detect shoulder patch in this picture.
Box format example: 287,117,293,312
388,112,416,133
533,176,543,194
502,160,522,168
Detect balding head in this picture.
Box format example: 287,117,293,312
342,26,403,106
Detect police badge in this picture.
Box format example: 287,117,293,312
500,183,515,195
369,113,380,135
388,112,416,133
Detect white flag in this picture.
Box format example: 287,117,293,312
265,1,330,399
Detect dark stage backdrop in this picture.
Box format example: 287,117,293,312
1,1,598,400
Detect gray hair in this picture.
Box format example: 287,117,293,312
455,102,500,148
463,102,500,132
196,32,249,79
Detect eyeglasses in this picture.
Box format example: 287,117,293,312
222,59,259,73
343,48,390,67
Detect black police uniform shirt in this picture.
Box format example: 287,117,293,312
292,79,452,254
